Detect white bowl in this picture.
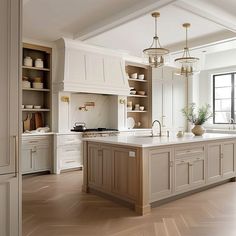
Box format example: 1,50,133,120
139,106,145,111
22,81,31,88
32,82,43,89
25,105,33,109
138,74,145,80
34,105,41,109
130,90,136,95
130,73,138,79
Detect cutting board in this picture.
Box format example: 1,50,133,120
23,114,31,132
35,112,43,129
30,113,36,130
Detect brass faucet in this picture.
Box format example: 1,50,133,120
151,120,162,137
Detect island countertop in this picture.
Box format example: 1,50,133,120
83,133,236,148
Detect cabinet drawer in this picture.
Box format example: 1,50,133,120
57,134,82,146
58,146,81,161
175,145,204,158
22,136,51,147
60,159,81,170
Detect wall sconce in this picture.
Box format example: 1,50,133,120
61,96,70,103
119,98,126,104
79,102,95,111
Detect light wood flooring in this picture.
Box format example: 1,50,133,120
23,171,236,236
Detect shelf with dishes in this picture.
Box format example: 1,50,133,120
22,66,50,72
127,110,147,113
22,43,52,133
22,88,50,92
128,78,147,83
126,62,151,129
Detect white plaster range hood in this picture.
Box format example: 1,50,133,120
55,38,130,95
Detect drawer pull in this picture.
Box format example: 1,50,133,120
65,160,76,164
65,149,76,152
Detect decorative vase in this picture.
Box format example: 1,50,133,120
191,125,205,136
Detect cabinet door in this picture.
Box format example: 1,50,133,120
35,146,51,171
0,174,19,236
191,156,205,187
21,147,34,174
0,0,19,175
87,143,112,192
172,77,187,131
112,147,138,200
88,143,101,187
175,159,191,192
149,148,173,201
207,143,222,183
162,81,173,128
222,142,236,179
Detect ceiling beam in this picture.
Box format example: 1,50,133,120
74,0,177,40
168,30,236,53
174,0,236,33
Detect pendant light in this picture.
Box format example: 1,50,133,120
175,23,199,76
143,12,169,68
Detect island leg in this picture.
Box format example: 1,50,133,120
135,148,151,215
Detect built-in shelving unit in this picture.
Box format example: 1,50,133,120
22,43,52,132
126,62,152,129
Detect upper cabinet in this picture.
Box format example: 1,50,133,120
55,38,130,95
152,66,187,132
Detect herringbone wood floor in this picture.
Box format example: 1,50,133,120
23,171,236,236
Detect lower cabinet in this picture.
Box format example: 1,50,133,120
149,148,173,201
54,134,83,174
0,174,19,236
174,156,205,193
87,143,138,201
207,141,236,183
22,135,52,174
112,147,138,200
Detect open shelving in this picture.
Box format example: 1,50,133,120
126,62,152,129
22,43,52,132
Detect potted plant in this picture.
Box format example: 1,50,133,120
182,103,212,136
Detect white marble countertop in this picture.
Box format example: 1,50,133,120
83,133,236,148
22,132,54,136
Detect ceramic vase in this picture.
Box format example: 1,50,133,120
191,125,205,136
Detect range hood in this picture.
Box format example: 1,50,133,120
55,38,130,96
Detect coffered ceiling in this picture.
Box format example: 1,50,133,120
23,0,236,56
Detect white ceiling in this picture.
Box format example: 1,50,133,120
23,0,236,56
86,4,227,57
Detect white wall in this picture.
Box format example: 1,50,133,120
197,49,236,128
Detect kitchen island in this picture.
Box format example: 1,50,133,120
82,133,236,215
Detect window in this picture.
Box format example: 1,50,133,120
213,72,236,124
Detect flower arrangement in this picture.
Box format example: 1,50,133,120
182,103,212,125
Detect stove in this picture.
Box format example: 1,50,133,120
70,127,119,138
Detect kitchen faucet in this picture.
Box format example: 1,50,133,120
151,120,162,137
228,118,235,130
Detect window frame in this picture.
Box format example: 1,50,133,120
213,72,235,124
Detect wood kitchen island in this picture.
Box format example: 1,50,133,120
82,133,236,215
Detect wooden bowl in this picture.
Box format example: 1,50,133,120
137,91,145,96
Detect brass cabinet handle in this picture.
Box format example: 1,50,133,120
13,136,18,178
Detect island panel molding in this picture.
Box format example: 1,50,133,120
83,134,236,215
